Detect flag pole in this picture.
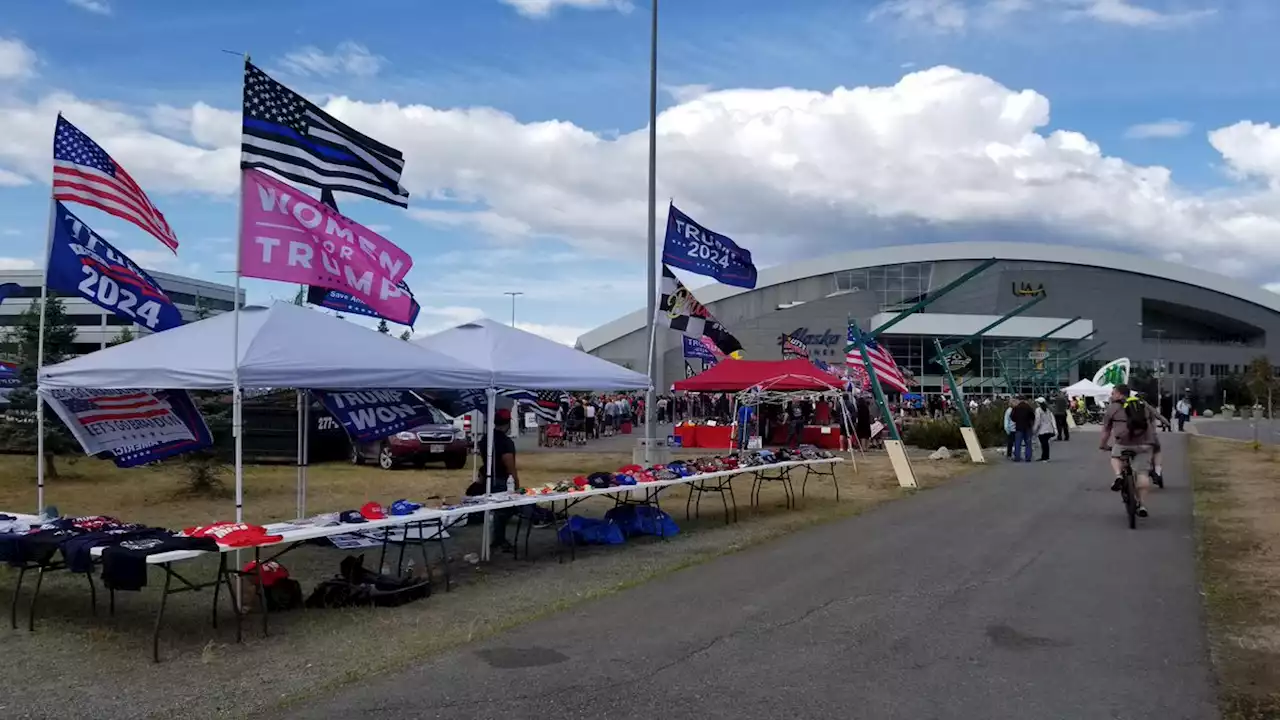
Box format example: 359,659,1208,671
34,191,56,513
232,55,249,526
643,0,659,460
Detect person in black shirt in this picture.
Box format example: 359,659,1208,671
486,409,520,551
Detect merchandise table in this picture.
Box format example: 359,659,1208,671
687,458,844,522
84,512,455,662
3,458,841,662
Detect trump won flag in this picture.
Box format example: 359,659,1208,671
239,169,416,324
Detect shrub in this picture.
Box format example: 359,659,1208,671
904,418,963,449
903,405,1009,450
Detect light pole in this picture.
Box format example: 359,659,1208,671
1137,322,1165,400
504,291,523,328
1152,328,1165,400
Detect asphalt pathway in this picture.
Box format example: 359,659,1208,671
284,434,1218,720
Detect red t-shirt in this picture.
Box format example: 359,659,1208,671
182,522,283,548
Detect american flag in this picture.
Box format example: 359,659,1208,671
846,324,908,395
241,61,408,207
52,116,179,253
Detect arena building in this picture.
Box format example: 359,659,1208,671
0,269,241,355
577,241,1280,404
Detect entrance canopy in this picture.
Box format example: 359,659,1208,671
39,302,492,390
674,359,843,393
415,318,650,390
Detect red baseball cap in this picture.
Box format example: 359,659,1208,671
360,502,387,519
495,408,512,422
242,560,289,587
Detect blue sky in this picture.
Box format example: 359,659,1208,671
1,0,1279,343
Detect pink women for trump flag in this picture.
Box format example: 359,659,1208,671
239,169,416,324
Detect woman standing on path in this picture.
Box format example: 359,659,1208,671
1034,397,1058,462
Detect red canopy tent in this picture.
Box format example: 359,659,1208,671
673,358,844,393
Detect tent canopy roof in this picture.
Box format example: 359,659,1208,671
1064,379,1113,399
674,359,843,393
414,318,650,390
39,302,492,390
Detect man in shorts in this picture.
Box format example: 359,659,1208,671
1099,384,1168,518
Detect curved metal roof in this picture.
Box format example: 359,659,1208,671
577,241,1280,352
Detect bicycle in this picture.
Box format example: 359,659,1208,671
1117,449,1140,529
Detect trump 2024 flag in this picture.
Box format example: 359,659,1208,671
662,204,757,289
239,169,417,325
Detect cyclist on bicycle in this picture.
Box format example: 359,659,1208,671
1099,383,1168,517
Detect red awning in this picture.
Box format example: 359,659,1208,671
673,359,843,393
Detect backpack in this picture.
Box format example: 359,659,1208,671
1123,398,1149,436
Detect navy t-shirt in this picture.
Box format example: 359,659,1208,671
488,432,517,492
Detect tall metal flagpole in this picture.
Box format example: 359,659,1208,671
34,193,57,513
232,55,249,526
644,0,659,452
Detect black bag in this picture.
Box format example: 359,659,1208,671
305,554,431,609
1124,399,1150,437
264,578,304,611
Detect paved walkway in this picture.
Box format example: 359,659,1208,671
284,435,1218,720
512,422,675,454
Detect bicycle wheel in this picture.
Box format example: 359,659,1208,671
1123,469,1138,529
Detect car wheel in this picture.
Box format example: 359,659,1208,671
378,444,396,470
444,453,466,470
350,444,364,465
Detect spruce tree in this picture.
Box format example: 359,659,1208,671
1,298,81,479
107,327,134,346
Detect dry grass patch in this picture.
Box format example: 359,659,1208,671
1191,436,1280,719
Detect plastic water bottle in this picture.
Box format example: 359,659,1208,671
506,474,516,494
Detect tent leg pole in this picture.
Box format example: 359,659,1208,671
481,388,497,563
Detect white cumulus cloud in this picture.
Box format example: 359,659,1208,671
1125,119,1194,139
7,65,1280,286
499,0,634,18
279,42,385,79
0,257,37,270
1209,122,1280,186
0,168,29,187
0,38,36,81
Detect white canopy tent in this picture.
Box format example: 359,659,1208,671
415,318,651,560
414,318,650,391
1063,378,1113,401
40,302,492,391
35,302,493,518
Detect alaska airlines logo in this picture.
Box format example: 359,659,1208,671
782,327,841,347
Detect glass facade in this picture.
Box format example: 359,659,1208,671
834,263,934,310
875,334,1074,394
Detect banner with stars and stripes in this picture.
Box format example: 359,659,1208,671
41,387,212,468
